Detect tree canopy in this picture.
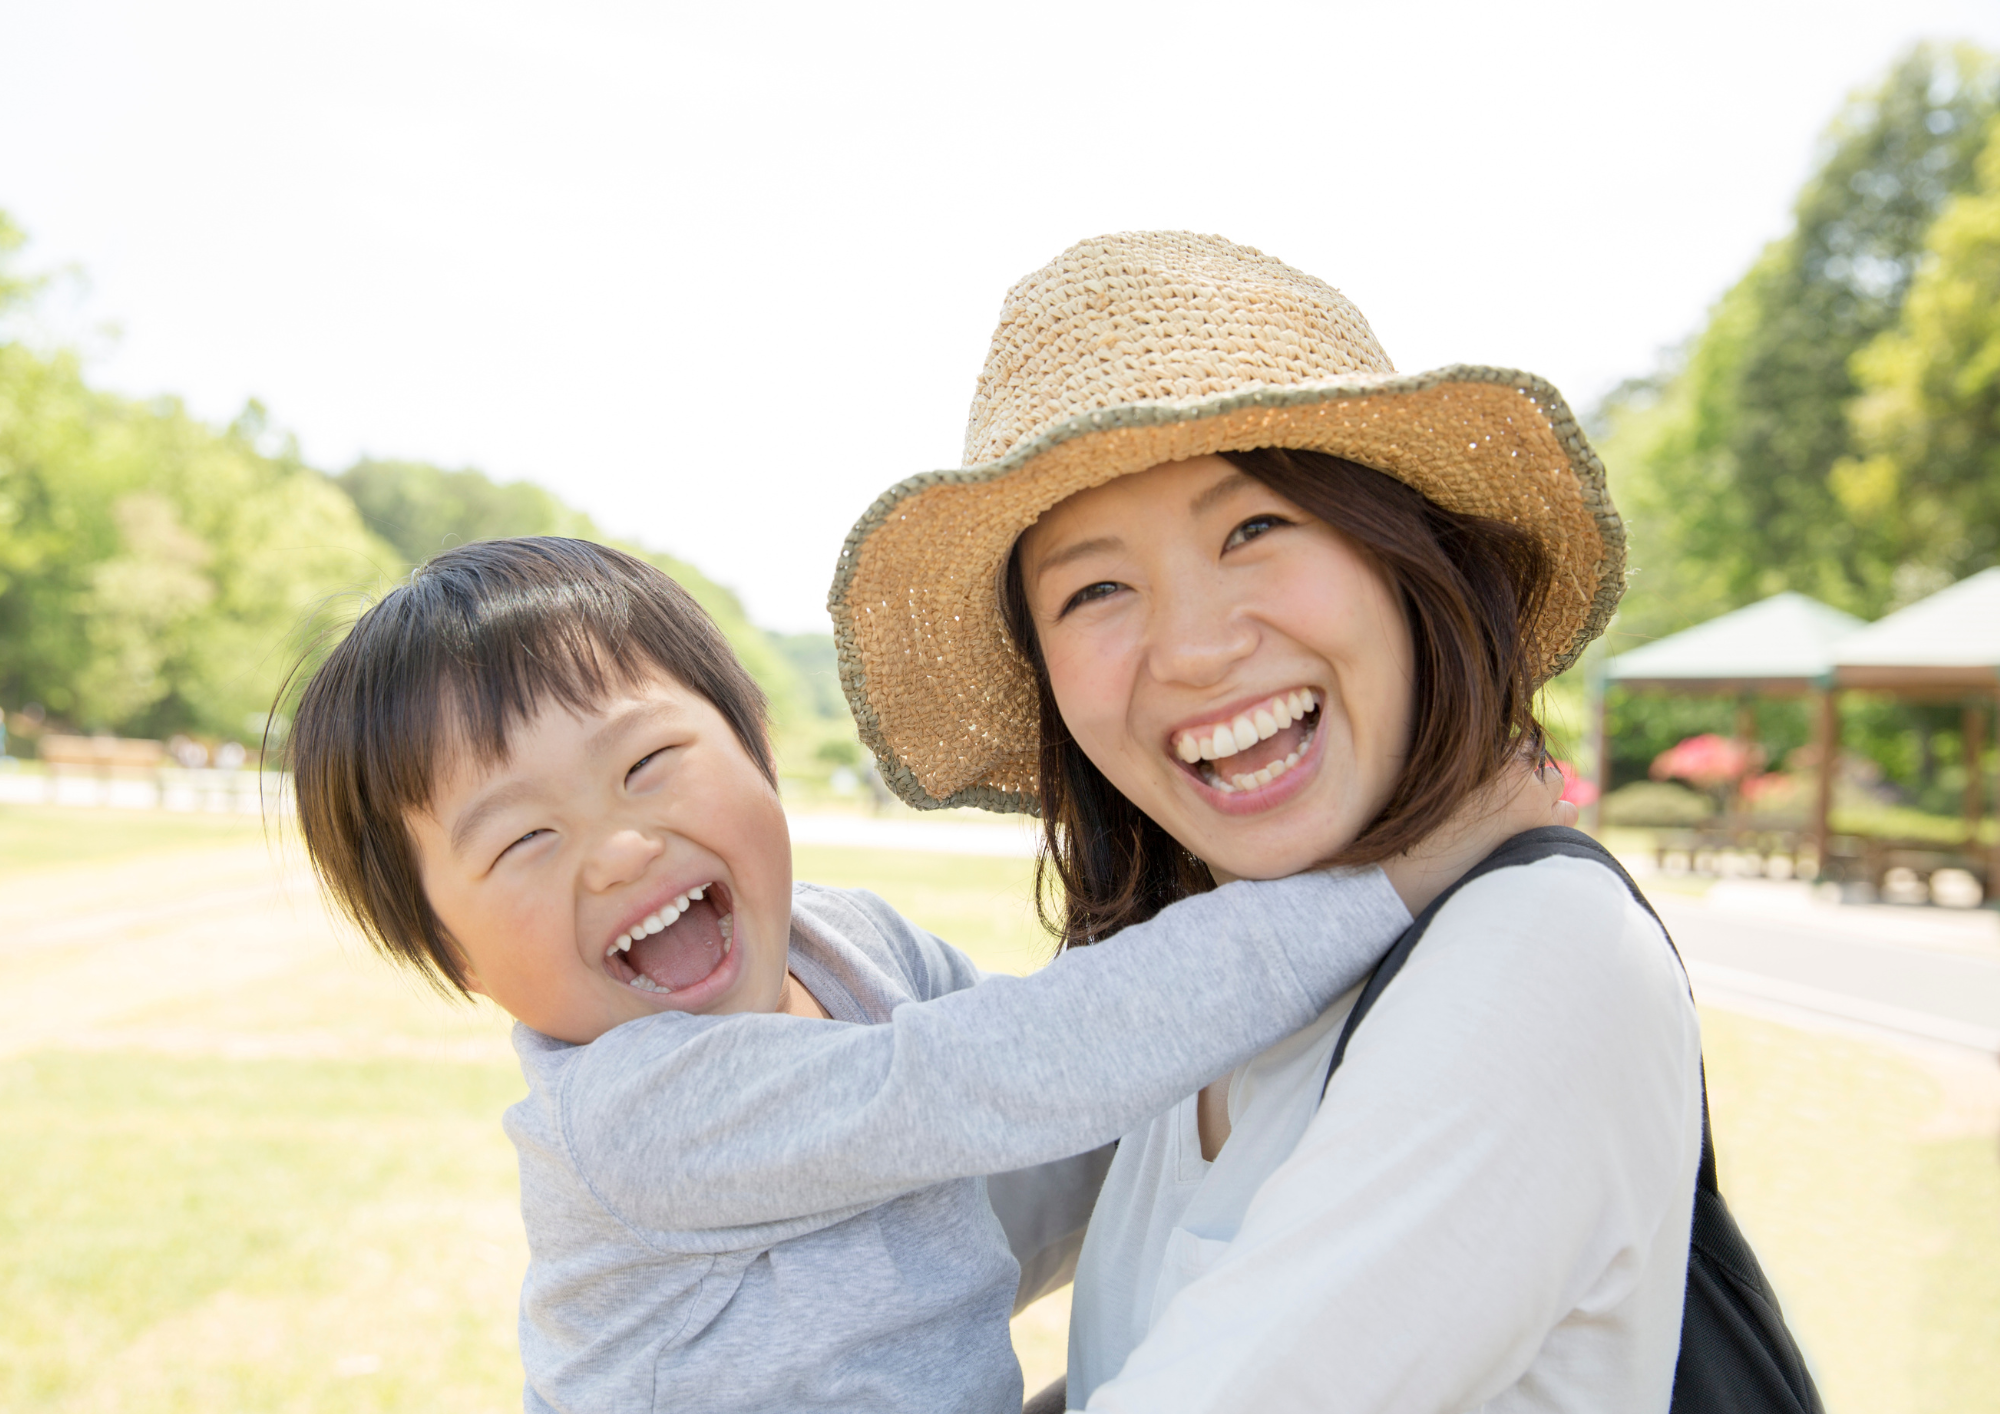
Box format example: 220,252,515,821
0,225,838,759
333,457,820,751
1598,43,2000,645
1842,112,2000,587
0,344,387,738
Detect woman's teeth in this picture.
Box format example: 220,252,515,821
1171,690,1320,794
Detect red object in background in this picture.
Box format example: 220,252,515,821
1738,771,1795,804
1553,759,1598,806
1650,733,1757,789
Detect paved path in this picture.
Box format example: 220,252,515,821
1656,896,2000,1048
788,811,1039,858
789,814,2000,1056
9,798,1996,1059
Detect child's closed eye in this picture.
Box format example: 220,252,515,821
627,748,670,784
496,828,550,863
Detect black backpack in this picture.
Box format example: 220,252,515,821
1320,827,1824,1414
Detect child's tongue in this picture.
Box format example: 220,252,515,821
628,897,728,990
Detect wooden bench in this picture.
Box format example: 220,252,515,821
37,735,170,772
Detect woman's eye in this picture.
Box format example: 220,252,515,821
1223,514,1290,551
1058,581,1122,617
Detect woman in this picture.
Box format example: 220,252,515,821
830,233,1704,1411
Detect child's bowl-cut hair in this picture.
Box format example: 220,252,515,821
285,537,772,996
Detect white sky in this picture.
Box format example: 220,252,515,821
5,1,2000,632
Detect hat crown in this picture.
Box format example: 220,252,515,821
962,231,1396,467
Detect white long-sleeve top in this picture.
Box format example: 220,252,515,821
1069,854,1705,1414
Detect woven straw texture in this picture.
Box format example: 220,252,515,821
830,232,1625,815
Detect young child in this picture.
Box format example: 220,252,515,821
285,535,1530,1414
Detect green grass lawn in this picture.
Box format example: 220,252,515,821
1701,1012,2000,1413
0,1051,525,1413
0,801,267,876
3,814,1996,1410
793,842,1055,974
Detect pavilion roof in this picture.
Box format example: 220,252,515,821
1606,592,1865,693
1834,567,2000,690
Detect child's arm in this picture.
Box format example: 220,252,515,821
559,868,1406,1243
989,1144,1117,1311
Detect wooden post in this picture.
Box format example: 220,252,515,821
1964,700,1987,845
1732,698,1757,826
1811,688,1839,881
1986,691,2000,906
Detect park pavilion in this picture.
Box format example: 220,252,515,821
1827,568,2000,896
1589,592,1862,844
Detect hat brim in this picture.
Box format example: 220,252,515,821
830,364,1624,815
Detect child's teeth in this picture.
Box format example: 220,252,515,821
718,913,733,942
629,974,672,994
673,894,689,913
689,886,705,901
642,913,665,935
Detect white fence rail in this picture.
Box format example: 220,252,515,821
0,765,288,816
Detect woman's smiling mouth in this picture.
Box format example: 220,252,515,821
604,881,738,999
1171,689,1323,794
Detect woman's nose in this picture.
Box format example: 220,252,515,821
1145,578,1258,687
581,828,663,893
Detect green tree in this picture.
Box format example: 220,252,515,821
0,348,392,735
337,459,599,565
0,212,44,317
1841,114,2000,584
330,458,834,762
1599,43,2000,642
0,210,394,737
0,212,845,768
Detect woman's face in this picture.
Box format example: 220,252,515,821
1017,455,1415,880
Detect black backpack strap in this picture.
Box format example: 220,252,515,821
1318,826,1820,1412
1321,828,1681,1092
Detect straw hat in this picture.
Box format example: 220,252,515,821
829,231,1624,816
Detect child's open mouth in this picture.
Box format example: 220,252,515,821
603,882,735,995
1171,689,1322,794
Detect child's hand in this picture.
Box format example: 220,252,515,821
1377,759,1574,917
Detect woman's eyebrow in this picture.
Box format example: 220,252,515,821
1188,470,1254,515
1033,535,1123,581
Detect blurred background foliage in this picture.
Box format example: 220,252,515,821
1584,42,2000,809
5,42,2000,805
0,225,855,772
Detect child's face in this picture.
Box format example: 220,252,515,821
406,668,794,1044
1017,454,1414,881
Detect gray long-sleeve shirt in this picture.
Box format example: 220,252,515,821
505,869,1409,1413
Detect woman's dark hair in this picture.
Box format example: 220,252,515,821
1000,447,1551,949
282,536,772,996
